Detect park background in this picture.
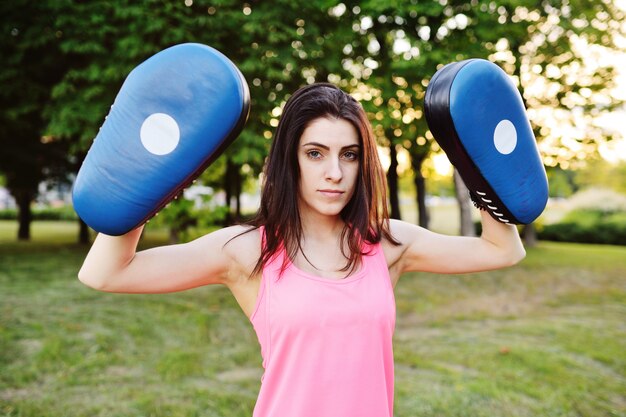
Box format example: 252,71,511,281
1,1,625,416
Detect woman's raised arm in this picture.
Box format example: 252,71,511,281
389,211,525,276
78,225,258,294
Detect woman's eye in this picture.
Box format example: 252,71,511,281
343,151,358,161
307,150,322,159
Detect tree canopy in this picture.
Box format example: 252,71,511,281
1,0,624,241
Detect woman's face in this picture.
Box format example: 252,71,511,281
297,117,360,219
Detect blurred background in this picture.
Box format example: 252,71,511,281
1,1,625,417
1,0,625,244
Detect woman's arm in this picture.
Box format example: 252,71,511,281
390,210,526,275
78,225,259,293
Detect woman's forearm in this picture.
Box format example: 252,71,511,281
479,210,526,265
78,225,145,289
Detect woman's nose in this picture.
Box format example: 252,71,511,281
325,157,343,182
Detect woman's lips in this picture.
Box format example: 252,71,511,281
318,189,344,198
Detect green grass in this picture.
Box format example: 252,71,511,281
393,240,626,417
1,221,625,417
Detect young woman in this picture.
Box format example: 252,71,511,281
78,83,525,416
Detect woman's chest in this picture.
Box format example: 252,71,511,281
268,273,396,334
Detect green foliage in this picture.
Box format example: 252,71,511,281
147,194,229,240
37,0,353,234
327,1,625,224
539,208,626,245
3,0,626,239
0,208,18,220
0,206,77,221
0,0,73,200
574,159,626,195
546,166,577,198
148,197,197,230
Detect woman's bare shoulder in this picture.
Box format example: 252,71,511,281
217,224,261,255
380,219,430,268
213,225,262,275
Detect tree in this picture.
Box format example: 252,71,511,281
339,0,625,239
469,0,626,243
43,0,352,242
8,0,623,244
573,157,626,195
0,0,72,240
332,1,493,227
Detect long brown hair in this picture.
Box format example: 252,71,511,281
246,83,398,277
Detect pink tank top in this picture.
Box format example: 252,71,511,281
250,230,396,417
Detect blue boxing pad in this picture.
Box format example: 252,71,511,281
72,43,249,235
424,59,548,224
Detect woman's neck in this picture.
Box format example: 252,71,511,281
299,210,344,243
297,211,351,276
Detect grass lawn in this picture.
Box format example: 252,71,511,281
1,220,625,417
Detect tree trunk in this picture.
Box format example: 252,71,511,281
78,217,90,245
169,226,179,245
411,153,429,228
387,142,401,220
521,223,537,247
224,158,234,225
14,189,34,241
235,165,242,221
453,169,475,237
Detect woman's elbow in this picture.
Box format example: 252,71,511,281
508,245,526,266
77,269,107,291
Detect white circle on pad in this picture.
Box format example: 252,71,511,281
140,113,180,155
493,119,517,155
